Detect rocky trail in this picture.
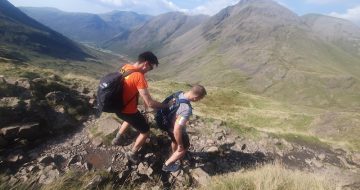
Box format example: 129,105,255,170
1,113,360,189
0,76,360,189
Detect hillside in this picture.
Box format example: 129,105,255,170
102,12,209,58
0,0,90,60
150,0,360,109
302,13,360,56
20,7,151,45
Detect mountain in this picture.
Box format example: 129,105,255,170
99,10,151,32
0,0,90,60
302,14,360,56
102,12,209,57
20,7,151,45
152,0,360,108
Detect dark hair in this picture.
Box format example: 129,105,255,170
138,51,159,67
191,85,207,98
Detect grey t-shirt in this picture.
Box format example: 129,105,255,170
176,93,192,120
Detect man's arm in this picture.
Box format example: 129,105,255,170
138,88,168,109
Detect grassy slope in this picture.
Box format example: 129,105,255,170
202,164,333,190
148,80,360,152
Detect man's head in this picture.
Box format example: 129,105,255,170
137,51,159,73
186,85,207,102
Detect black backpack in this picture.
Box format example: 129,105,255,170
155,91,192,131
96,69,137,115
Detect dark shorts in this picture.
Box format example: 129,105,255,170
167,130,190,149
115,111,149,134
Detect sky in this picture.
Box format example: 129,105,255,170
8,0,360,25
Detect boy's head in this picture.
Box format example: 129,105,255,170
187,85,207,102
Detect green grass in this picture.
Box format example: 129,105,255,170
202,164,333,190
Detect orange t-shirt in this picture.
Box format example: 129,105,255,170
121,64,148,114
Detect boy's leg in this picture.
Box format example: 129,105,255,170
171,141,178,153
164,132,190,166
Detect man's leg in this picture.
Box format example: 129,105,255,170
132,131,149,152
118,121,130,135
112,121,130,145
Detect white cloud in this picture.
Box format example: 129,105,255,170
190,0,239,15
305,0,342,4
330,5,360,25
91,0,239,15
90,0,187,15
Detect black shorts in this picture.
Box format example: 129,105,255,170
167,130,190,149
115,111,149,134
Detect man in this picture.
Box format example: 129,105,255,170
158,85,207,172
111,51,169,163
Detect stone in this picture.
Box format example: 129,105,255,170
351,153,360,165
16,78,31,89
28,165,40,173
38,169,60,184
84,162,92,171
206,139,215,145
137,163,153,178
1,125,20,139
0,97,20,108
89,99,95,106
45,91,67,104
318,153,326,161
207,146,219,153
68,155,82,167
191,168,210,186
32,78,47,84
6,154,22,163
72,139,81,146
84,175,103,190
0,75,5,83
97,118,120,137
312,160,323,168
18,123,40,139
92,138,103,147
38,155,54,166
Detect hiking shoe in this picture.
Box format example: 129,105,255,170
162,162,180,172
111,133,124,146
125,151,139,164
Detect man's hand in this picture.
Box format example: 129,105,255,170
139,88,168,109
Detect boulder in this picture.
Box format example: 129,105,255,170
0,97,20,108
38,168,60,184
352,153,360,165
84,175,104,190
0,75,5,83
137,163,153,178
16,78,31,89
206,146,219,153
18,123,41,139
191,168,210,186
97,117,120,137
1,125,20,139
6,154,24,163
45,91,67,104
38,155,54,166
